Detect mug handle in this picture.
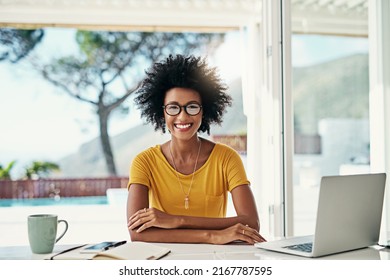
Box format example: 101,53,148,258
55,220,69,243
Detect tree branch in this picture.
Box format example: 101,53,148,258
42,70,98,106
106,82,141,113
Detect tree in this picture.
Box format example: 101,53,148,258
36,31,224,176
24,161,60,179
0,160,16,179
0,28,44,63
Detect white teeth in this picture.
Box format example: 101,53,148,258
175,124,191,129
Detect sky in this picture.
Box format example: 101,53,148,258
291,34,368,67
0,28,368,178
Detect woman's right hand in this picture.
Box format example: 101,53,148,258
128,207,180,233
211,223,266,245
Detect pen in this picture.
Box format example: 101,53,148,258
102,240,127,251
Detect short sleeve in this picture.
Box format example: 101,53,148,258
127,151,152,190
220,145,250,192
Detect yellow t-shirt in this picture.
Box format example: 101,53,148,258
128,143,250,218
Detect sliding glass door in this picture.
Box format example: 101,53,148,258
290,0,370,235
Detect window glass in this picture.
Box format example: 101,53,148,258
291,0,369,235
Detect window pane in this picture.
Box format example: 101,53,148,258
291,1,369,235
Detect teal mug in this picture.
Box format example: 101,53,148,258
27,214,69,254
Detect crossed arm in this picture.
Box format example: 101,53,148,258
126,184,266,244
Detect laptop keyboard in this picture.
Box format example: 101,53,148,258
283,242,313,253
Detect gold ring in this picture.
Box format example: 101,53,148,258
242,229,245,235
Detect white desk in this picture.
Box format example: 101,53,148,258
0,243,389,260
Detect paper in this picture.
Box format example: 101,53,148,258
46,242,170,260
92,242,170,260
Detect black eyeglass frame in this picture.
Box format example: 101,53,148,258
162,103,203,116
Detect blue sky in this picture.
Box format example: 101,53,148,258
0,28,368,178
292,34,368,67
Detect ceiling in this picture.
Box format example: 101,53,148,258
291,0,368,36
0,0,368,36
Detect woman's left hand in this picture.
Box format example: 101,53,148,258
128,207,179,233
211,223,267,245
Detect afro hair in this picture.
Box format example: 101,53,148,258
134,54,232,134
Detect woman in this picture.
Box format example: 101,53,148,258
127,54,266,244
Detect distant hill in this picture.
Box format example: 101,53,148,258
293,53,369,134
57,53,369,177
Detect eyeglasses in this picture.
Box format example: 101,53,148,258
163,103,202,116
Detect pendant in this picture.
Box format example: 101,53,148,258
184,196,189,210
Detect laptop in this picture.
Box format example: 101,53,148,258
255,173,387,257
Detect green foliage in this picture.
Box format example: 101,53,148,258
24,161,60,179
0,160,60,180
0,160,16,179
41,31,225,108
0,28,44,63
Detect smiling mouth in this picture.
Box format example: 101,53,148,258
175,123,192,129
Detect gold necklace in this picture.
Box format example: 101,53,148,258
169,139,202,210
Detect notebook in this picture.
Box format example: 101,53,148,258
46,242,171,260
255,173,387,258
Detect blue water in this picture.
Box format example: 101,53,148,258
0,196,108,207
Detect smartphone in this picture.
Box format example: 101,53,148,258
80,242,118,254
